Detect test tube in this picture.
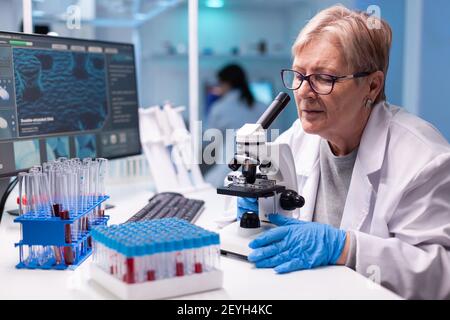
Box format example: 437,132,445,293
174,238,184,277
59,170,73,264
59,172,70,215
183,237,195,275
38,172,53,217
134,238,146,283
38,171,61,264
48,167,61,217
193,235,204,274
53,246,63,266
23,173,39,265
97,158,108,216
23,173,32,216
90,160,99,204
86,161,96,243
145,242,156,282
154,240,164,280
17,172,27,216
68,170,79,218
60,210,74,265
36,172,48,216
17,172,27,266
211,233,220,270
80,164,90,211
28,167,42,218
69,170,79,241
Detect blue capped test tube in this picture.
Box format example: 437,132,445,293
91,219,220,284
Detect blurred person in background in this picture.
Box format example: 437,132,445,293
205,64,266,187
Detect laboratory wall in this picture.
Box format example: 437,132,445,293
354,0,406,107
136,5,189,111
0,0,22,32
136,4,294,131
417,0,450,141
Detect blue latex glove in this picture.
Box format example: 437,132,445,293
248,214,347,273
237,197,258,220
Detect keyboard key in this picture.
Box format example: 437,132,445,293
125,192,205,224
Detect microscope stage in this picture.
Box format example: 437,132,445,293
217,184,285,198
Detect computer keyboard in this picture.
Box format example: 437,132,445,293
126,192,205,223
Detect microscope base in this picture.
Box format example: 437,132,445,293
219,221,274,258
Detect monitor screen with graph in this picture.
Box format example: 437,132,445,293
0,31,141,178
249,81,274,105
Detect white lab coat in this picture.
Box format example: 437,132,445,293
275,101,450,299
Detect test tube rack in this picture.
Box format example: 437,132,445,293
14,196,110,270
90,219,223,299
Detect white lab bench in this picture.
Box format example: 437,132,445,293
0,179,401,300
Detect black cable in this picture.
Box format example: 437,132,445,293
0,177,18,223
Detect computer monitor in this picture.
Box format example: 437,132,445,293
0,31,141,179
0,31,142,214
249,81,273,105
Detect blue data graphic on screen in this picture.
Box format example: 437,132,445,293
75,134,96,159
0,32,142,178
13,49,107,137
14,139,40,170
46,136,70,160
249,81,273,105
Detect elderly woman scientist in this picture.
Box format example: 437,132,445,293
238,5,450,299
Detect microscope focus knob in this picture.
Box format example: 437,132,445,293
280,190,305,211
240,212,261,229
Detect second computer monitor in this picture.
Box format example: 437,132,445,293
249,81,273,105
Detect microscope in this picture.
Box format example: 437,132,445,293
217,92,305,257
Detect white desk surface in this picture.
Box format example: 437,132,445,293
0,179,401,300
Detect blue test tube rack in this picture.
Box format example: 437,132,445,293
14,196,110,270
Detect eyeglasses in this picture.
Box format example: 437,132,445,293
281,69,371,95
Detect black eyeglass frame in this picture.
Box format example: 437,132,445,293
280,69,372,95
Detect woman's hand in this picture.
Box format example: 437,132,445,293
248,214,348,273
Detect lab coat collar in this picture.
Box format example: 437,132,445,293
296,101,392,224
340,101,393,230
358,101,392,177
295,101,391,178
296,132,321,176
295,133,321,221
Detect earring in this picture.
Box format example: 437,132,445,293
365,98,373,108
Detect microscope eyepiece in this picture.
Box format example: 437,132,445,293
228,93,291,174
257,92,291,129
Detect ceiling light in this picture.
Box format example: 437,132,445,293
205,0,224,9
